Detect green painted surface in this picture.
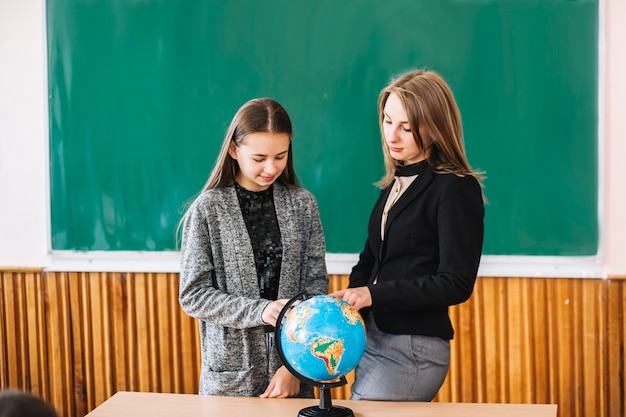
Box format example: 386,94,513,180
47,0,598,255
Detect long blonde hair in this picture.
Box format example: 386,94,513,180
376,69,484,191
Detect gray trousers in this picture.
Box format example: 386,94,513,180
350,314,450,401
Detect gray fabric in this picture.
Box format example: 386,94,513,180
350,314,450,401
179,182,328,396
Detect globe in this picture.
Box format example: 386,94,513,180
279,294,366,381
275,293,367,417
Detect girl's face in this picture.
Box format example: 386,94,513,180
382,92,430,164
228,132,290,191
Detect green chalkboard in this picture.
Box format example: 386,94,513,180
47,0,598,256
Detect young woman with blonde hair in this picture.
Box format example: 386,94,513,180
333,69,484,401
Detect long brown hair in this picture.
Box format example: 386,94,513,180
376,69,484,191
177,98,299,243
202,98,299,191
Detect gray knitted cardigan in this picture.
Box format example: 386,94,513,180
179,181,328,396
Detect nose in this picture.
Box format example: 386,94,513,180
386,125,400,143
263,159,279,175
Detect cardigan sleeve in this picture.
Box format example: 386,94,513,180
178,196,270,329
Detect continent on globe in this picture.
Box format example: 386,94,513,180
311,337,345,376
278,295,367,382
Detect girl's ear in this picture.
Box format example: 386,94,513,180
227,141,237,160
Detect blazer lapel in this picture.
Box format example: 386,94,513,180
384,167,434,233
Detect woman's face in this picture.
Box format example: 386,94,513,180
382,92,429,164
228,132,290,191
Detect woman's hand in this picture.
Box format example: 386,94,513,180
331,286,372,311
259,366,300,398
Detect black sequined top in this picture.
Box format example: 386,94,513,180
234,183,283,301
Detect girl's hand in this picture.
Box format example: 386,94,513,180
259,366,300,398
261,299,288,327
330,287,372,311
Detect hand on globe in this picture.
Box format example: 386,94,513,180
262,299,289,327
330,286,372,311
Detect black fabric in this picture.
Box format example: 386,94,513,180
394,160,428,177
234,183,282,301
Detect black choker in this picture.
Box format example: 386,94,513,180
394,161,426,177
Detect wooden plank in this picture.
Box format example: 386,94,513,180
43,271,73,417
606,279,624,417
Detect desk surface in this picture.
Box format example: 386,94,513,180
86,391,557,417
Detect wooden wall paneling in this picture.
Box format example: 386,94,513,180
0,272,5,388
91,272,113,406
44,271,75,417
131,272,156,393
176,278,201,394
137,271,155,391
505,278,522,403
111,272,130,395
545,279,561,408
548,279,578,417
606,279,625,417
440,280,474,402
1,272,25,388
5,270,626,417
123,272,138,391
0,271,48,392
482,276,507,403
581,279,605,417
153,272,177,393
468,280,485,402
529,278,550,405
66,272,88,417
167,271,201,394
435,303,454,403
155,273,173,392
23,271,47,398
327,274,345,294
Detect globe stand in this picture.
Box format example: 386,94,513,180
296,378,354,417
275,292,356,417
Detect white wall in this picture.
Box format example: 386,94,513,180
0,1,48,267
1,0,624,276
604,0,626,275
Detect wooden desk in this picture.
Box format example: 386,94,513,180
85,391,557,417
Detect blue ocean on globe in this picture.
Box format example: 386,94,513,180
278,295,367,382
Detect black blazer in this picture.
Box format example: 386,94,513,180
349,161,484,339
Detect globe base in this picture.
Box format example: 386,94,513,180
297,405,354,417
297,387,353,417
